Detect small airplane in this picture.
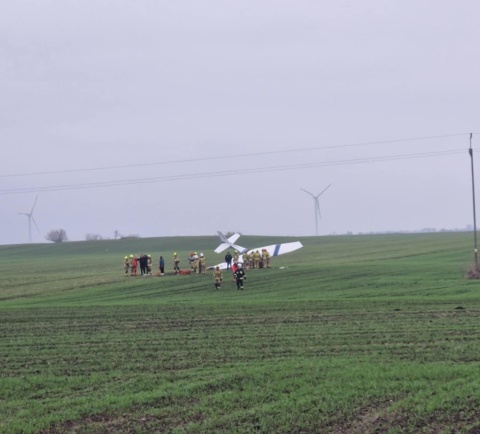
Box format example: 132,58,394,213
208,231,303,270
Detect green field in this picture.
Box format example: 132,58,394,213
1,232,480,433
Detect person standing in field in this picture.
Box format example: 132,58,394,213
233,263,246,290
159,256,165,275
124,256,130,275
191,252,199,273
173,252,180,274
138,254,146,276
248,251,255,269
199,253,206,274
253,250,261,269
147,255,152,275
131,255,138,276
213,266,223,289
262,249,271,268
225,251,232,270
242,252,249,270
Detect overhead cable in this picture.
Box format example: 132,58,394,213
0,132,475,178
0,149,464,195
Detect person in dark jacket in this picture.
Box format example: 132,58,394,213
159,256,165,275
139,254,147,275
225,251,233,270
233,263,246,290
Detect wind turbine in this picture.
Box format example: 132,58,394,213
300,184,332,236
18,195,40,243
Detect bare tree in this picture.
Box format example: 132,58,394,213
85,233,103,241
45,229,68,243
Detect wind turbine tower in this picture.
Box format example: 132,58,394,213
18,195,40,243
300,184,332,236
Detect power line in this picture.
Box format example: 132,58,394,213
0,149,464,195
0,132,475,178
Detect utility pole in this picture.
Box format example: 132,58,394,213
469,133,478,271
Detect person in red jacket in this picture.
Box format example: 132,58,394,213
131,255,138,276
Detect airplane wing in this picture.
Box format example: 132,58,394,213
259,241,303,257
208,239,303,270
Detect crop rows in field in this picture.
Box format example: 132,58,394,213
2,233,480,433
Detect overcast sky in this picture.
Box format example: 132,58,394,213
1,0,479,245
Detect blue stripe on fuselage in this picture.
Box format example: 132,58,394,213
273,244,281,256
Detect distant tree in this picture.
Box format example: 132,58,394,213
45,229,68,243
114,230,122,239
120,234,140,239
85,233,103,241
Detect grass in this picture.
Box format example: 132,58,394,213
1,232,480,433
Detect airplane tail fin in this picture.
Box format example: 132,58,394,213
214,231,241,253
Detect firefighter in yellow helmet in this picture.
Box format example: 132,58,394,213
124,256,129,275
248,251,255,269
262,249,271,268
213,265,223,289
199,253,206,274
173,252,180,274
242,252,249,270
147,254,152,275
253,250,261,269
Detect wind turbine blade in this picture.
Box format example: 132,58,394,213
31,216,40,233
318,183,332,197
316,199,322,219
30,195,38,215
300,188,315,197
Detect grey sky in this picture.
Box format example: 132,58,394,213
1,1,479,245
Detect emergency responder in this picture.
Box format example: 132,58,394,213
262,249,271,268
242,252,249,270
131,255,138,276
191,252,199,273
173,252,180,274
233,263,247,290
199,253,206,274
253,250,261,269
213,266,223,289
248,250,255,268
147,254,152,275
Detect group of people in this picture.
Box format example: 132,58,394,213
124,254,153,276
213,262,247,291
188,252,207,274
171,251,207,275
124,252,206,277
224,249,270,270
123,249,257,291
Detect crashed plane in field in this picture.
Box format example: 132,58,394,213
208,231,303,270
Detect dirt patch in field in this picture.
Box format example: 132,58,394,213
39,410,205,434
330,404,480,434
37,404,480,434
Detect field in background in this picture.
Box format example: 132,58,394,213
1,232,480,433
